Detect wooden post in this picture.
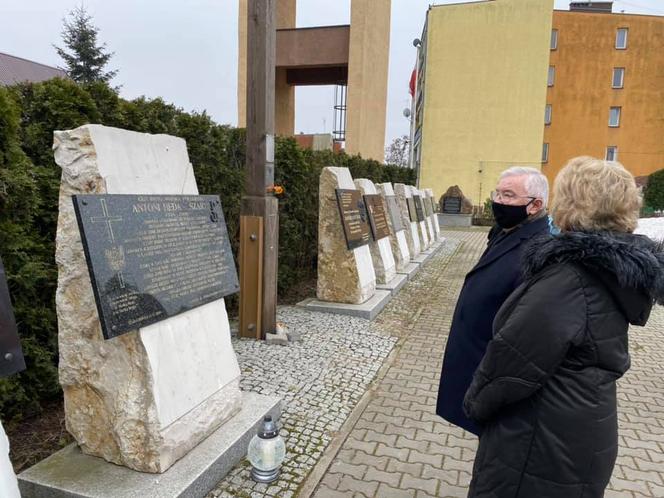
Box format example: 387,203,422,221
239,0,278,339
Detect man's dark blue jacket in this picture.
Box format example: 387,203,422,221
436,216,549,435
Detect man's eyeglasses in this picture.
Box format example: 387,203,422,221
490,190,537,202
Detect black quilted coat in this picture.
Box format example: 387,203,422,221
463,231,664,498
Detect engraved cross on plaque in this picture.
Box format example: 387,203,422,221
90,199,126,289
91,199,123,243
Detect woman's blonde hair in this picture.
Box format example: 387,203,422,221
551,156,642,233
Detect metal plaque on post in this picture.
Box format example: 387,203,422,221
385,195,404,232
364,194,391,241
413,195,426,222
73,194,240,340
0,256,26,377
335,189,371,250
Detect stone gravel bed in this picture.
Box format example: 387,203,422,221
208,307,398,498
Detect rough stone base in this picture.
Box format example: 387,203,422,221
376,273,408,295
396,262,420,280
439,213,473,227
297,290,392,320
18,393,280,498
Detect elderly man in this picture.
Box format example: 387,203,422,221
436,167,550,436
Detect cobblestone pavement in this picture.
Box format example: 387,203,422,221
210,241,459,498
309,228,664,498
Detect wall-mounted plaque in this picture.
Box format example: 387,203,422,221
413,195,426,222
385,195,404,233
364,194,391,241
443,197,462,214
73,194,240,340
335,189,371,250
406,198,418,223
0,256,26,377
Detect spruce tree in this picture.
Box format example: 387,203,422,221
54,6,118,84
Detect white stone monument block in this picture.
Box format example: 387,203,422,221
317,167,376,304
426,188,442,239
409,186,430,250
0,421,19,498
376,183,410,271
420,188,436,243
394,183,420,258
354,179,396,284
53,124,242,473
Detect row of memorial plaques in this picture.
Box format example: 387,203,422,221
335,189,398,251
73,194,240,340
0,256,26,377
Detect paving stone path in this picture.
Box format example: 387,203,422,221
308,228,664,498
208,240,457,498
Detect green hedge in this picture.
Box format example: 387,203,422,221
0,79,415,420
644,169,664,211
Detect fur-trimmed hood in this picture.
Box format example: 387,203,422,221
523,231,664,325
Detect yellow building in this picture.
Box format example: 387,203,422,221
413,0,664,203
413,0,554,205
237,0,391,162
544,9,664,183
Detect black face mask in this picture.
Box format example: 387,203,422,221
491,201,532,229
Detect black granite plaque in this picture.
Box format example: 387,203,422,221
443,197,462,214
385,195,404,233
406,198,418,223
335,189,372,250
364,194,391,241
413,195,426,222
429,197,438,215
0,256,26,377
73,194,239,340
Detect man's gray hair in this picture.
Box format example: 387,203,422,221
500,166,549,208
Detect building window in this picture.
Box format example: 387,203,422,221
612,67,625,88
545,104,552,125
551,29,558,50
542,143,549,163
548,66,555,87
609,107,621,127
606,146,618,161
616,28,628,49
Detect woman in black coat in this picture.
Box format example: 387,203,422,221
463,156,664,498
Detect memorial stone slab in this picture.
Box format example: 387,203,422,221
426,188,442,240
318,167,376,304
0,256,23,498
441,185,474,214
409,187,430,250
0,257,25,377
335,189,371,250
394,183,420,258
52,124,242,474
354,179,396,285
385,195,404,233
418,189,436,243
376,183,410,272
406,197,418,223
73,194,239,339
413,195,426,222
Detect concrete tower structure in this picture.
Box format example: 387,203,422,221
238,0,391,162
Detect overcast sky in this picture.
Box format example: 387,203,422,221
3,0,663,154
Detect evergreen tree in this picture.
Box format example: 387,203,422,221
54,6,118,84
